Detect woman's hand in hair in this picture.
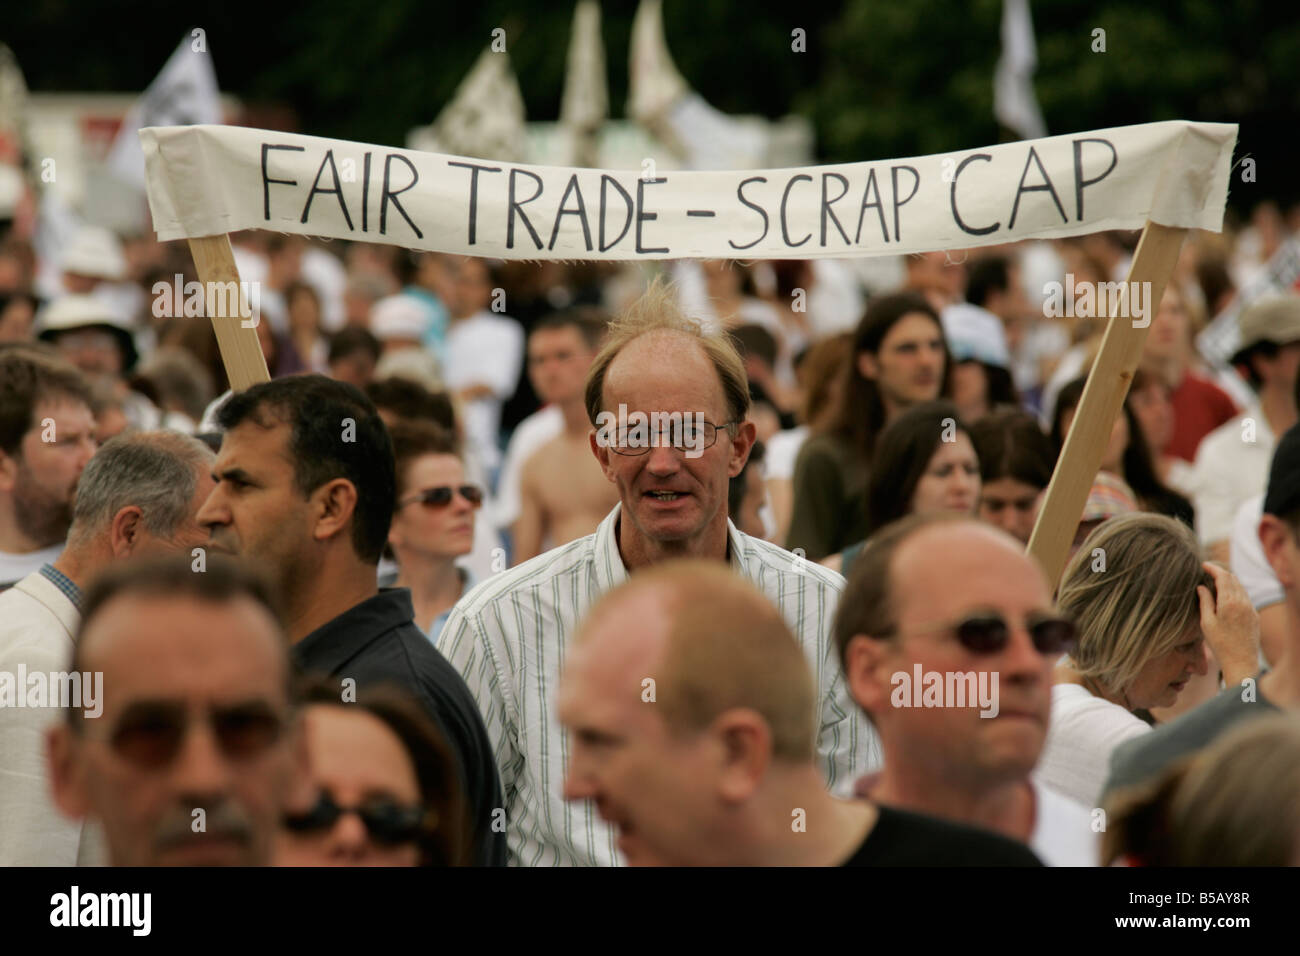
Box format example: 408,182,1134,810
1197,562,1262,689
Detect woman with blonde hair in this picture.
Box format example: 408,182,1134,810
1037,513,1260,806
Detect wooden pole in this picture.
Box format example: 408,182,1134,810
1026,221,1188,586
187,234,271,392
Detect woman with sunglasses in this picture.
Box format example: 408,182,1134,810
1037,513,1261,806
277,679,469,866
387,420,484,640
823,401,980,577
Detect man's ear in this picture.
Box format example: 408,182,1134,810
589,428,617,483
46,724,91,821
0,449,18,493
844,635,894,720
726,420,758,479
1259,515,1297,589
712,708,770,805
109,506,145,557
312,479,358,545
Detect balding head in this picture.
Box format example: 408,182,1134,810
559,560,814,865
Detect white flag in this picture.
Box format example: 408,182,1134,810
106,35,221,189
560,0,608,167
994,0,1047,140
428,47,528,163
627,0,766,170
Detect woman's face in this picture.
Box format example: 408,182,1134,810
978,477,1044,545
1124,628,1210,710
276,706,424,867
388,454,478,561
911,432,981,517
951,360,989,418
1129,381,1174,455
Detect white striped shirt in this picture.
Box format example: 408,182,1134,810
437,504,881,866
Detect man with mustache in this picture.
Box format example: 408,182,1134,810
0,430,215,865
837,513,1098,865
0,348,97,591
46,556,305,866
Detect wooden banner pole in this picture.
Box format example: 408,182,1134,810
187,234,271,392
1026,221,1188,587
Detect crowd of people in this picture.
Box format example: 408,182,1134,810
2,199,1300,867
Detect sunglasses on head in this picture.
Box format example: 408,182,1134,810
282,791,432,846
105,702,285,770
401,485,483,509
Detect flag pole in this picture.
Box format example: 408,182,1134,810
187,234,270,391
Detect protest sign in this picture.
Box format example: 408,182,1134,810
142,120,1234,261
143,119,1235,573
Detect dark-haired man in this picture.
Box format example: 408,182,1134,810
196,375,505,864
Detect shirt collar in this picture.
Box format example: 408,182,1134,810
38,563,83,611
591,503,745,590
294,588,416,670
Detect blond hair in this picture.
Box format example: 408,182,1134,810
1057,512,1210,695
583,276,751,427
581,560,815,762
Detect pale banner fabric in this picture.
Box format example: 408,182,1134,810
141,119,1236,260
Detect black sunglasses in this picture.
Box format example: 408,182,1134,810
878,612,1076,656
948,612,1078,656
400,485,483,509
282,791,432,846
106,702,285,770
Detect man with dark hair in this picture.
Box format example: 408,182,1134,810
513,308,616,560
0,347,97,590
327,326,381,389
366,377,456,432
0,431,216,865
45,555,305,866
196,375,505,865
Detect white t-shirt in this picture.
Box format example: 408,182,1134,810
1038,683,1151,807
1230,493,1283,610
0,543,63,589
495,405,564,530
1029,777,1099,866
764,425,809,482
1191,407,1274,546
443,311,525,473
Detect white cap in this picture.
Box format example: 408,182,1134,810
941,302,1011,368
62,225,127,281
370,294,429,341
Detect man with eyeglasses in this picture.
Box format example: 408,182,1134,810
835,512,1098,865
439,279,879,866
195,375,506,865
45,556,306,866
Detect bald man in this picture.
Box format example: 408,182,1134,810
837,513,1097,865
558,560,1042,866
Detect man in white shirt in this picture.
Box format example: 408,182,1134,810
1193,294,1300,560
441,258,524,477
0,349,97,591
438,280,878,866
0,431,215,865
839,513,1098,866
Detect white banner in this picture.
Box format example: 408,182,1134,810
141,119,1237,260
